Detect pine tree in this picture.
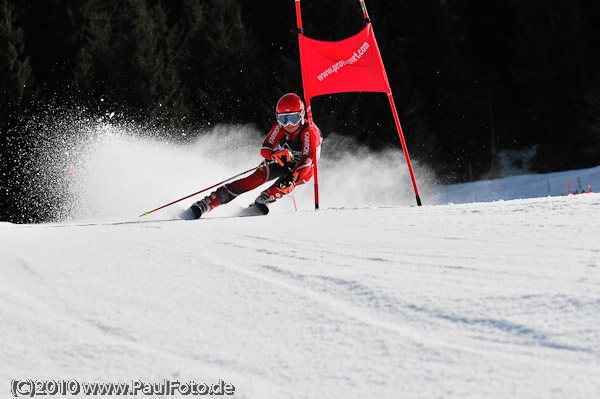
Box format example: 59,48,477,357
0,0,33,120
180,0,266,125
67,0,113,95
576,0,600,167
509,0,591,172
0,0,35,221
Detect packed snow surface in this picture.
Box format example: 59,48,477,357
2,193,599,398
2,123,599,398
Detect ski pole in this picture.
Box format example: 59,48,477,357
139,160,277,217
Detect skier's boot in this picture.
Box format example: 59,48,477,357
190,191,222,219
252,190,279,208
249,189,280,215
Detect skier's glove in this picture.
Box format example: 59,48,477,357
271,149,292,166
277,172,300,194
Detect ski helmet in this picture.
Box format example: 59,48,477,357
276,93,305,126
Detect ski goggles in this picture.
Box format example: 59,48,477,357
277,112,303,126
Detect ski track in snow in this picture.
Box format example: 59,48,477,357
1,192,599,399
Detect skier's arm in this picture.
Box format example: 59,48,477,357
291,125,321,182
261,124,283,160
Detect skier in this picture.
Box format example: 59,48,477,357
189,93,322,218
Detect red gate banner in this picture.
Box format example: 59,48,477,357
300,24,390,99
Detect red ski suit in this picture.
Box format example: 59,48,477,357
219,121,322,204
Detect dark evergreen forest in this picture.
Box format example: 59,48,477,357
2,0,600,222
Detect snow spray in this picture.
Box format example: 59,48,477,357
14,108,437,222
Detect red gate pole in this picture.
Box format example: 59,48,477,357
387,92,422,206
360,0,421,206
295,0,320,210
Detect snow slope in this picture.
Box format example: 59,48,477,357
2,122,599,398
437,164,600,204
2,193,599,398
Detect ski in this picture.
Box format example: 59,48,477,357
237,203,269,217
181,203,269,220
